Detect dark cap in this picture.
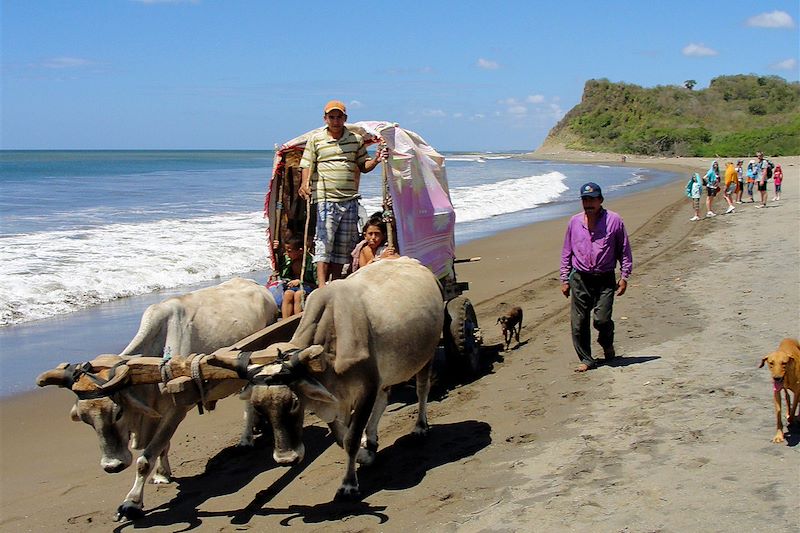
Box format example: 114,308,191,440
580,182,602,198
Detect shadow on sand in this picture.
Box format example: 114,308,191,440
237,419,492,527
605,355,660,368
114,403,491,531
114,425,333,532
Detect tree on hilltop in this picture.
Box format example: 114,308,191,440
684,79,697,90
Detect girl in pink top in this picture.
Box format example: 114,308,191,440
772,165,783,201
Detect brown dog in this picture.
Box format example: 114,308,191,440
497,307,523,350
759,338,800,443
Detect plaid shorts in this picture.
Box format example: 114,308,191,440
313,199,360,265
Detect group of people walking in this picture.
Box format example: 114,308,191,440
687,151,783,220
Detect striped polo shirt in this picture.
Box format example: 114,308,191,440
299,127,368,203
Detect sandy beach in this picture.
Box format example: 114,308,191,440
1,153,798,532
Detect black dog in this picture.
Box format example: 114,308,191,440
497,307,523,350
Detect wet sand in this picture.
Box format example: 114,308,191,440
1,154,797,532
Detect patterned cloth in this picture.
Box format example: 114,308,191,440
313,199,360,265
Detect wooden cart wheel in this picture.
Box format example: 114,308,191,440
444,296,482,376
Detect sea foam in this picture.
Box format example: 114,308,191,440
0,212,268,326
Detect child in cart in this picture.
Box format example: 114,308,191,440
350,212,398,273
267,235,317,318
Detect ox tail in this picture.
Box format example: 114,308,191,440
119,304,168,357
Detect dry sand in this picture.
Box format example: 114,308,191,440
1,153,798,532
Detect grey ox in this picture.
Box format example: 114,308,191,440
240,257,444,500
37,277,278,520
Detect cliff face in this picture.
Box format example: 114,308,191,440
540,75,800,156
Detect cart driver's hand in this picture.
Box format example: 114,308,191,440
299,182,311,199
376,141,389,162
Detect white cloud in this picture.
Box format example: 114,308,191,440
40,57,94,69
453,112,463,119
746,10,795,28
771,58,798,70
348,100,363,109
508,105,527,115
498,97,519,106
526,94,545,104
422,109,446,117
477,58,500,70
682,43,718,57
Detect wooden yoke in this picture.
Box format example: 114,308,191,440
124,341,297,386
128,314,303,387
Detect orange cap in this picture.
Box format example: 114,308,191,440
324,100,347,114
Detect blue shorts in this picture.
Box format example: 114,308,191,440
313,199,360,265
267,280,313,307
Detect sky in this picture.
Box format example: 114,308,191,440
1,1,798,151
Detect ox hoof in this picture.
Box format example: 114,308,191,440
115,503,145,521
411,424,429,438
356,448,376,466
334,485,362,502
151,473,172,484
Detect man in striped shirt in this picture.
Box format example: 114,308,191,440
299,100,384,286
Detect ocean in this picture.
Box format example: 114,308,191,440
0,150,679,396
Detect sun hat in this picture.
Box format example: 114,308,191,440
324,100,347,114
579,182,602,198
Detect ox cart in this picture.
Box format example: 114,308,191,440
265,121,483,375
34,122,483,519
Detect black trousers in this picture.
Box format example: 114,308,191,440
569,270,616,368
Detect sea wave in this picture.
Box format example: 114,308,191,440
361,171,569,224
0,212,268,326
452,171,569,222
606,171,647,192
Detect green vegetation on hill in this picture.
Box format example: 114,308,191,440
542,75,800,156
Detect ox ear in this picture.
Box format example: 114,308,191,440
70,403,80,422
295,377,337,404
119,390,162,419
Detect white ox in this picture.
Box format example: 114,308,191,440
37,277,278,520
240,257,444,500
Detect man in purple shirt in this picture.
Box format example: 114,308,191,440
560,182,633,372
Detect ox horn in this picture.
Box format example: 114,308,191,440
36,363,73,388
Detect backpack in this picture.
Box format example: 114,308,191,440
766,161,774,180
684,178,694,198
